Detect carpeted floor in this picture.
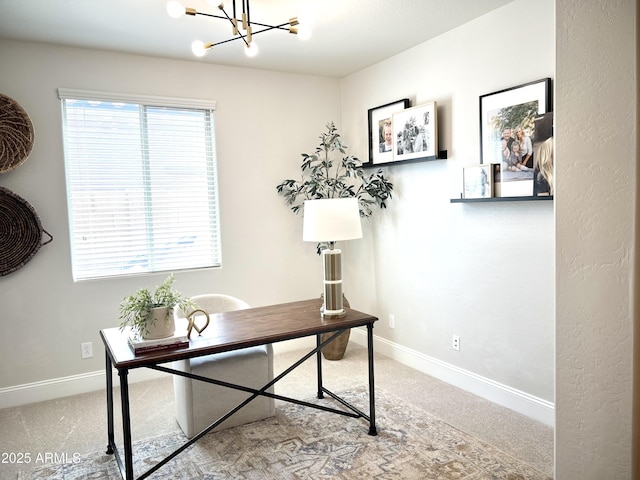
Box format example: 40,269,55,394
16,387,551,479
1,344,554,479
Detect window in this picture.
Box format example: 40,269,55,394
58,89,221,281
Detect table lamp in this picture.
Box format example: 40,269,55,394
303,197,363,318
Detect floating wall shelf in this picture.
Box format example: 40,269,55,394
363,150,447,169
450,196,553,204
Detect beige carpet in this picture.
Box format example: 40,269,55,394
17,386,552,480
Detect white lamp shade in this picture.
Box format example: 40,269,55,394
303,198,363,242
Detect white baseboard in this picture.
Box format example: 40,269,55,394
0,368,166,410
0,337,316,410
350,328,555,427
1,334,554,427
272,336,315,355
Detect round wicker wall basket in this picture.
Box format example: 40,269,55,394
0,187,53,276
0,94,35,174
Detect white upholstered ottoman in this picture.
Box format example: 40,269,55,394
172,294,275,439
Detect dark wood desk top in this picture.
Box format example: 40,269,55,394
100,298,378,369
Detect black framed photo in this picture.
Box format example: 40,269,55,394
392,101,438,164
479,78,552,196
367,98,410,166
480,78,551,164
463,164,494,199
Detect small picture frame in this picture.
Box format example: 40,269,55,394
392,101,438,164
463,164,494,199
366,99,410,166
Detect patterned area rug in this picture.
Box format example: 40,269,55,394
18,387,551,479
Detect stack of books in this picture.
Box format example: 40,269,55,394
128,332,189,355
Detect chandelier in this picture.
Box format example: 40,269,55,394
166,0,311,58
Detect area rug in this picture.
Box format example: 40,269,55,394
18,387,552,479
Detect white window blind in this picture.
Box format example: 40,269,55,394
58,89,221,281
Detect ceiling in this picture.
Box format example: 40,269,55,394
0,0,514,77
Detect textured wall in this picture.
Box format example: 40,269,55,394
635,1,640,472
555,0,636,478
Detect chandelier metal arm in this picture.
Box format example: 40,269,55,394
246,22,295,33
191,11,227,22
208,23,292,47
238,20,292,31
192,11,293,33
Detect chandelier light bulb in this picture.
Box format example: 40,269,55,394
191,40,207,57
244,42,259,58
166,0,185,18
297,24,312,41
297,11,315,26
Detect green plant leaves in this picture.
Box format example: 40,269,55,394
118,273,195,336
276,122,393,218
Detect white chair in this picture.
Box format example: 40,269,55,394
172,294,275,439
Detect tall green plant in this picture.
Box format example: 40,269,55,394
276,122,393,218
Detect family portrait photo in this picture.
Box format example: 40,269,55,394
479,78,551,196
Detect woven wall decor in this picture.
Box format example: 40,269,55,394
0,94,35,174
0,186,53,276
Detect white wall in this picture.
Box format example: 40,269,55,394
555,1,636,478
340,0,555,405
0,39,340,390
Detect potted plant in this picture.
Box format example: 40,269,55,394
276,121,393,225
119,273,195,340
276,122,393,359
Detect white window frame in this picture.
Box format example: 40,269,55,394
58,88,221,281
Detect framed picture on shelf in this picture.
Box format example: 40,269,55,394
463,164,494,199
480,78,551,164
366,98,410,166
479,78,552,197
532,111,554,197
392,101,438,164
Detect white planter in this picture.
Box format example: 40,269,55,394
142,306,175,340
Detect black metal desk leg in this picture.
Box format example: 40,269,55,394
316,334,324,399
119,368,134,479
105,352,114,455
367,323,377,436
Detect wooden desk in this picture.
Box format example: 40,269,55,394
100,298,378,480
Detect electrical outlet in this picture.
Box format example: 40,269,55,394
81,342,93,359
452,335,460,351
388,314,395,329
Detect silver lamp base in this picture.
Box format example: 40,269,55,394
321,248,346,318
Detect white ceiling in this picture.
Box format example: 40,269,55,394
0,0,514,77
